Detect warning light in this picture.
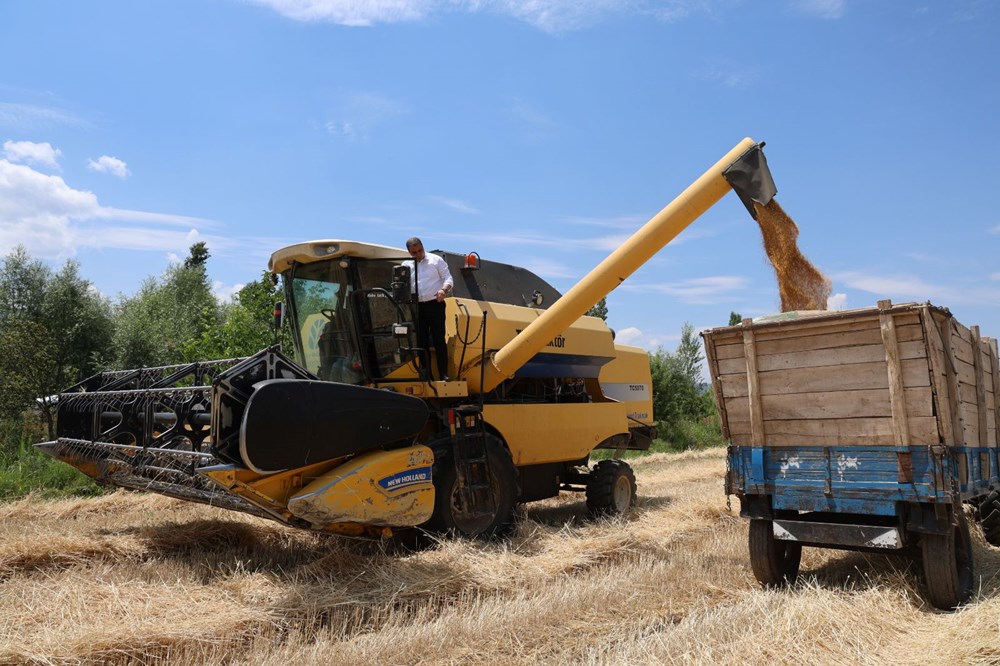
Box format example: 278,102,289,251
463,252,481,271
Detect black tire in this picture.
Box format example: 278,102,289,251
426,435,520,539
975,489,1000,546
748,519,802,587
586,459,637,517
921,512,974,610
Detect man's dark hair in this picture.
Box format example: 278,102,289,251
406,237,423,248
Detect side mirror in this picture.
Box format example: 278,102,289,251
273,302,284,330
392,264,412,304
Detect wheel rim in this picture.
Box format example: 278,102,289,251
449,476,496,535
612,475,632,511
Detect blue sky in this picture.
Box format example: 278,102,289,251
2,0,999,354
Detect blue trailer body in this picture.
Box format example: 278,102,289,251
729,444,1000,518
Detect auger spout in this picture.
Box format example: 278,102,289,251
467,137,775,394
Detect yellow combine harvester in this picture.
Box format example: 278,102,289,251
38,137,776,538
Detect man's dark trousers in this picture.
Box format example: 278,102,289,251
417,299,448,380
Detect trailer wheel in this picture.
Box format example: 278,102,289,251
748,519,801,588
921,512,974,610
427,435,520,539
586,459,637,517
975,490,1000,547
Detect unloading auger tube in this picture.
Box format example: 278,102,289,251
466,136,777,394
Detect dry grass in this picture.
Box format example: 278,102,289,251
2,449,1000,665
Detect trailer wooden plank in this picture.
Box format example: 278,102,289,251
991,339,1000,448
950,321,976,366
724,387,934,422
940,315,968,445
923,308,958,448
718,358,930,398
878,300,910,445
728,415,940,446
702,326,731,439
716,339,927,375
711,322,923,361
741,320,765,446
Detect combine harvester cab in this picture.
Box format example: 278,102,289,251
39,137,778,539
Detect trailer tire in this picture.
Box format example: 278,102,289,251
975,490,1000,546
921,512,974,610
586,459,637,517
748,519,801,588
426,435,520,540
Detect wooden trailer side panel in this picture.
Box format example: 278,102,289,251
704,303,955,447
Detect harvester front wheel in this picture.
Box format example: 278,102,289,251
921,511,974,610
975,489,1000,546
586,459,636,517
428,435,519,539
748,518,801,588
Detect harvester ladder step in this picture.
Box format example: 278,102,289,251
450,406,496,517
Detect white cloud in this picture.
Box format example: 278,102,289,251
87,155,130,178
0,102,86,130
325,91,406,140
792,0,845,19
213,280,245,303
0,158,218,260
248,0,431,26
251,0,725,33
167,252,181,265
3,140,62,169
621,275,750,304
691,61,761,89
613,326,674,351
834,270,955,301
428,196,479,215
827,292,848,309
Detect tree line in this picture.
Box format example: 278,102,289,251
0,243,283,444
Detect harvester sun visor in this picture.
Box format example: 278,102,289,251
722,142,777,220
239,379,429,474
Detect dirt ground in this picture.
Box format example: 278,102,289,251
3,449,1000,665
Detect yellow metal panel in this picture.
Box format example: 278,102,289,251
287,445,435,527
448,299,615,381
484,402,630,466
599,344,654,425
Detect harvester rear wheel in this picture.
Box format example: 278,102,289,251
586,459,636,517
427,435,519,539
921,511,974,610
748,518,801,588
975,489,1000,546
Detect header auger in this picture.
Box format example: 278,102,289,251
39,138,776,539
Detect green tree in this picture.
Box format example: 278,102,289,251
0,246,48,323
188,272,291,360
648,322,713,438
0,248,114,439
585,297,608,321
676,322,704,385
113,243,221,368
728,311,743,326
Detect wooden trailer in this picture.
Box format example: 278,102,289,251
702,300,1000,610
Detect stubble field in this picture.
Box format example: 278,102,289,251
3,448,1000,665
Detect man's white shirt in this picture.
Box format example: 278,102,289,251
406,253,454,302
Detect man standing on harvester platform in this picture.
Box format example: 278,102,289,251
405,237,454,381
